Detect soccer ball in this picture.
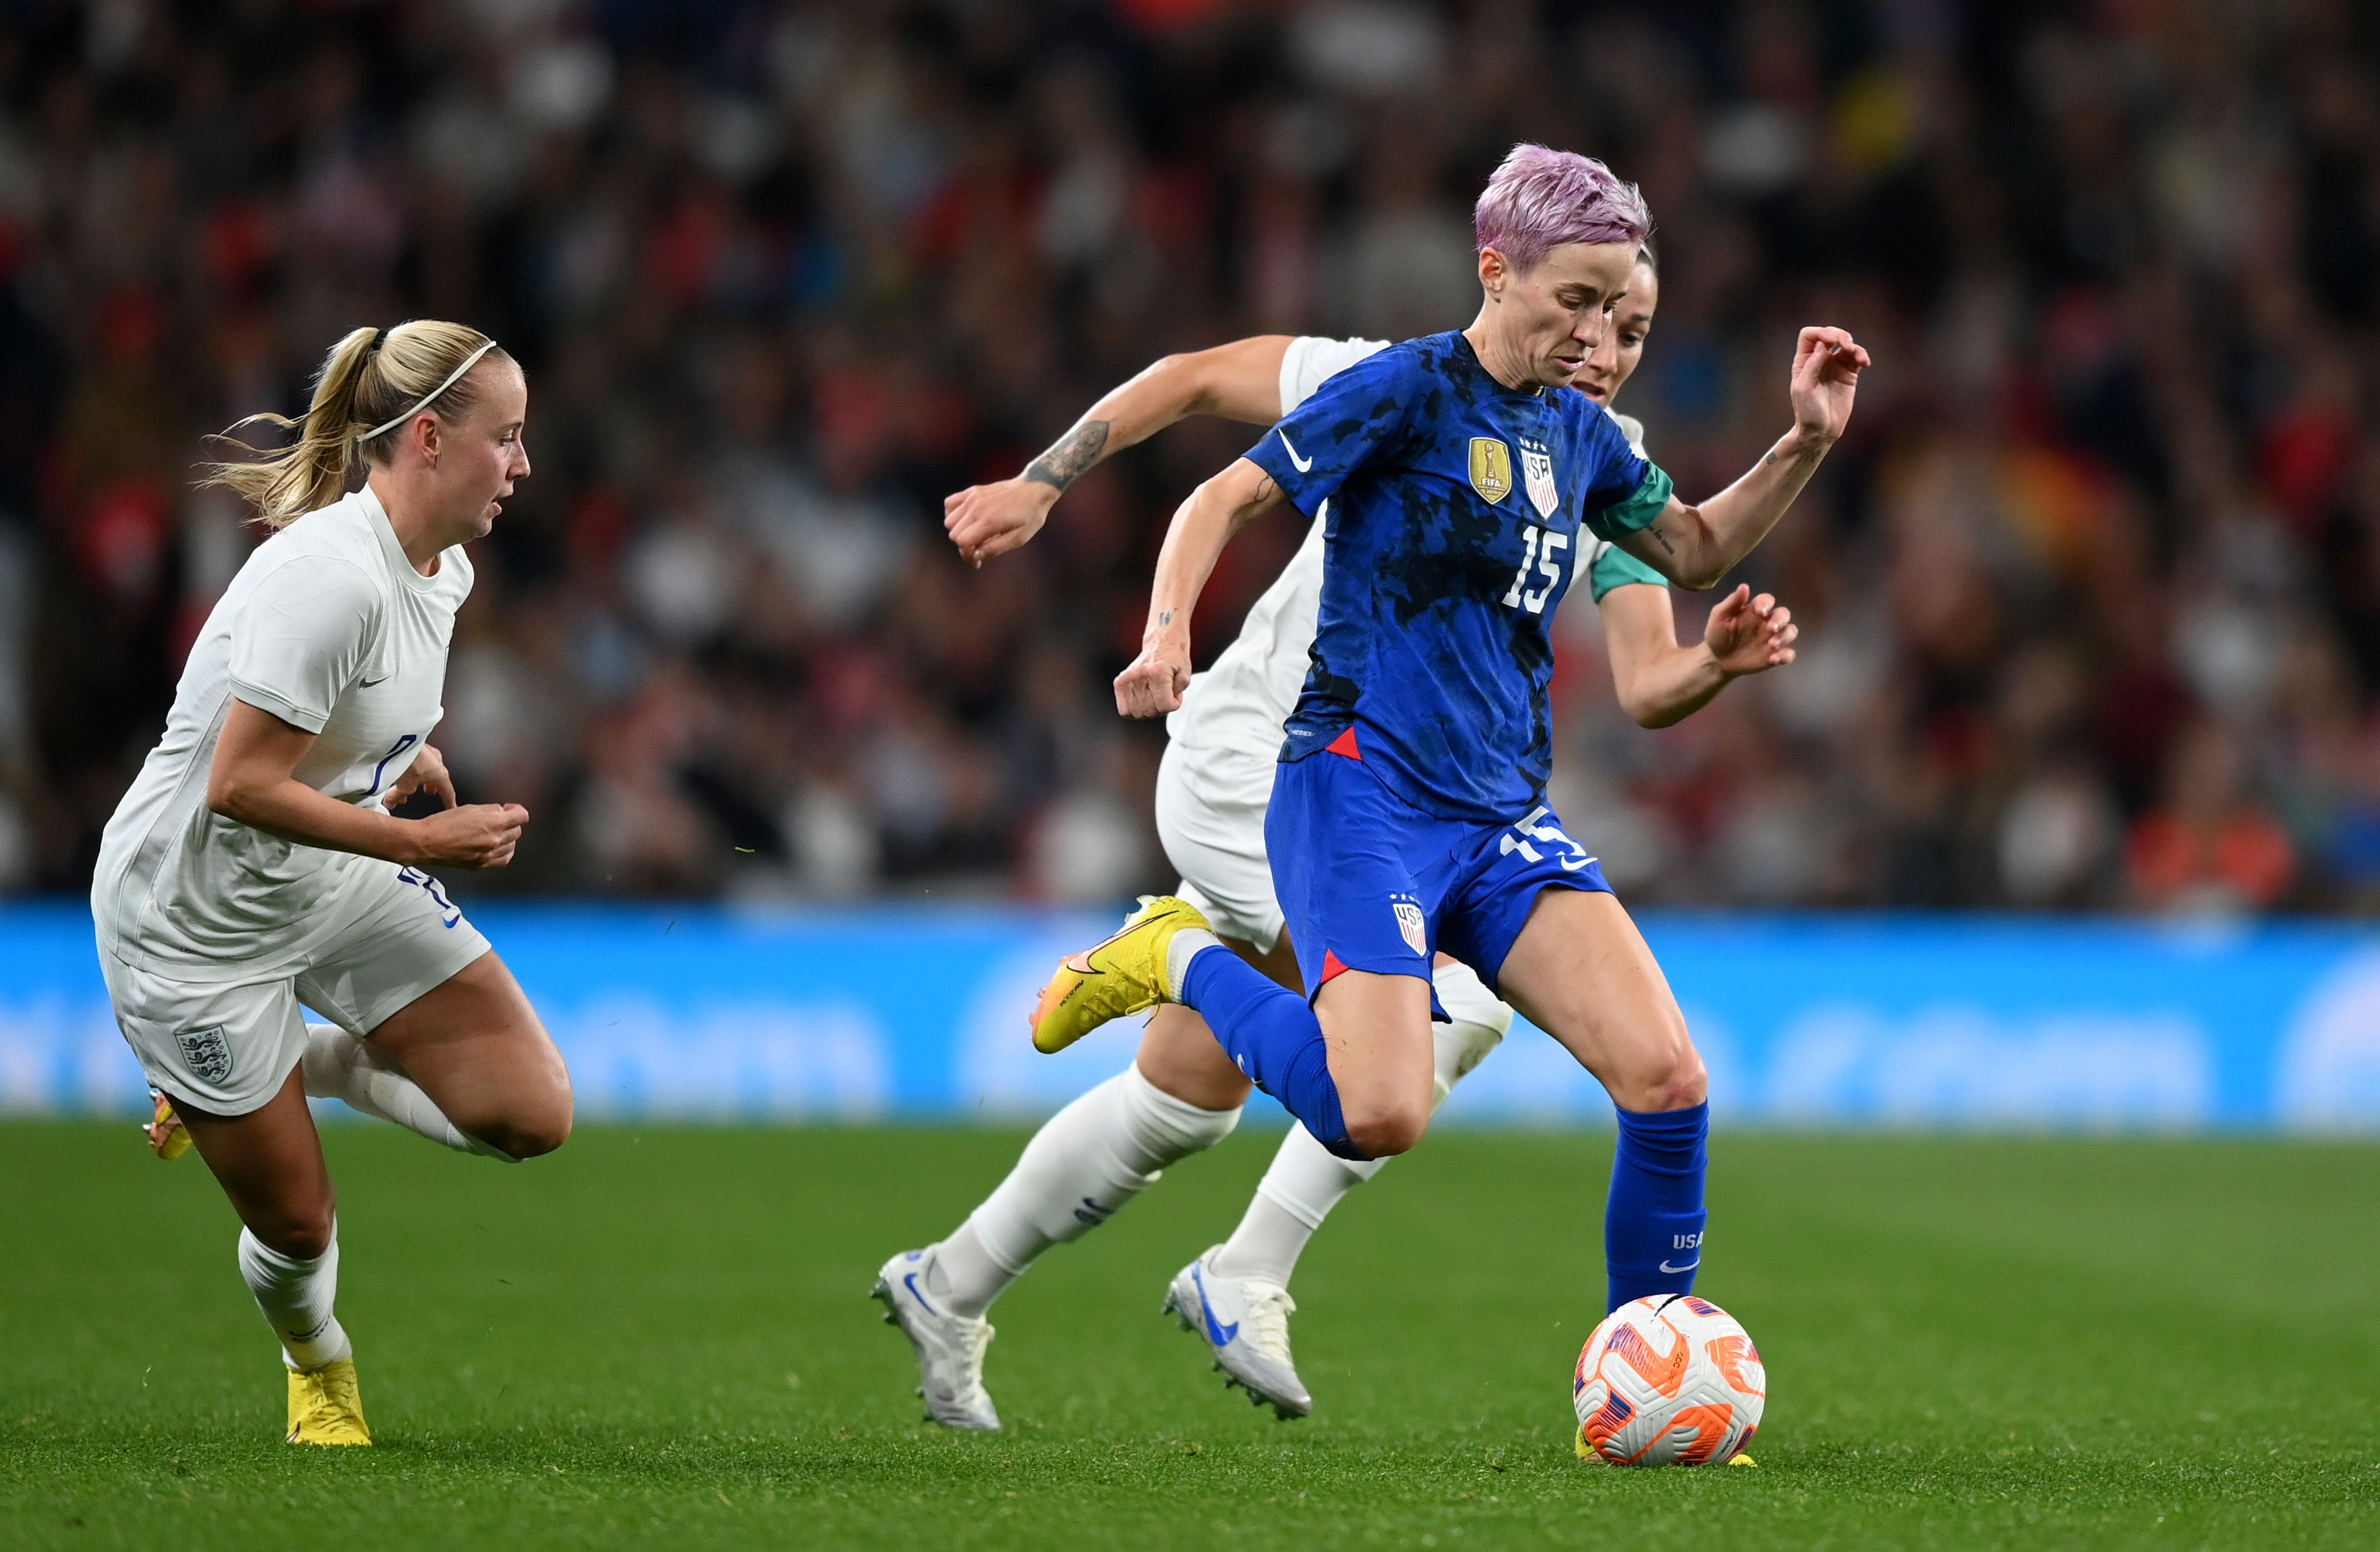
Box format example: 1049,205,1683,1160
1572,1294,1765,1466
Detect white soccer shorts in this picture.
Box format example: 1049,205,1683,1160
1154,738,1286,953
101,861,493,1117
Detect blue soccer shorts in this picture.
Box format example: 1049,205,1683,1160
1263,738,1616,1006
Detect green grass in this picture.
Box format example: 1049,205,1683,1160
3,1122,2377,1549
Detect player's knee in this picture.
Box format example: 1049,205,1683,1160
1621,1050,1707,1114
1343,1093,1430,1159
502,1106,572,1160
256,1205,337,1261
482,1089,573,1160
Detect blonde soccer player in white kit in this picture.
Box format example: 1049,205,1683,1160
879,253,1798,1426
94,320,571,1445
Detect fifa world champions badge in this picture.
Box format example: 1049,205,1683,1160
1469,437,1513,504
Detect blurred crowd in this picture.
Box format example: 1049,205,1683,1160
4,0,2379,914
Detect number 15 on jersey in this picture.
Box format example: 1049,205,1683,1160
1501,525,1568,614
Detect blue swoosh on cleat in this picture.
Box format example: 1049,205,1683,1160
1191,1264,1238,1347
904,1272,940,1316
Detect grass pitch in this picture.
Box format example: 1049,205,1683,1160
3,1122,2377,1550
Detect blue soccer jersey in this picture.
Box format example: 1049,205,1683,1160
1243,330,1675,822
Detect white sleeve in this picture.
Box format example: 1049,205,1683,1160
226,555,380,734
1611,409,1651,460
1278,336,1395,414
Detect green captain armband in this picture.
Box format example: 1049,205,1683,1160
1594,462,1674,536
1588,540,1670,602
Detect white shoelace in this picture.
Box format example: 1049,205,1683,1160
1236,1282,1297,1366
949,1318,994,1402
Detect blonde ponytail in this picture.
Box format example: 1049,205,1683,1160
203,320,509,529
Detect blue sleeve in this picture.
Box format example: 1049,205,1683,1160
1243,346,1413,518
1575,405,1676,541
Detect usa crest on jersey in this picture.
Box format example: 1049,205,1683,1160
1391,895,1427,956
1521,437,1559,518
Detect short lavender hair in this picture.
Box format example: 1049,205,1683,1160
1473,143,1652,275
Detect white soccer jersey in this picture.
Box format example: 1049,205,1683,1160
93,484,472,981
1163,336,1655,805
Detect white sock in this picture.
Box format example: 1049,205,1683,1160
1427,960,1513,1106
302,1023,512,1160
238,1223,352,1371
929,1064,1241,1318
1213,961,1515,1286
1164,927,1223,1001
1213,1124,1372,1284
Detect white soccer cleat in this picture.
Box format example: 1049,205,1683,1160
1163,1246,1311,1420
872,1248,1000,1431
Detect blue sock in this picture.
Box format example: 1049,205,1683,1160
1604,1100,1708,1312
1180,948,1364,1161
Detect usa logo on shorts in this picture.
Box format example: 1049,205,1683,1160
176,1025,233,1085
1391,897,1427,957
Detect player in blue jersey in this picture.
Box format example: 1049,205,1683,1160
1030,143,1866,1319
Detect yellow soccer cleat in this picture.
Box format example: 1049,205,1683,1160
286,1358,372,1446
1728,1453,1760,1467
143,1090,192,1161
1029,895,1212,1054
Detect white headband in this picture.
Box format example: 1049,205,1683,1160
358,339,500,444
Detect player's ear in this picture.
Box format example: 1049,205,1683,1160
1478,246,1508,298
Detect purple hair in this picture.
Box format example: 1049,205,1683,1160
1473,143,1652,274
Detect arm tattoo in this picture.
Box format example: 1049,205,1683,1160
1023,419,1111,492
1648,519,1678,556
1155,610,1175,627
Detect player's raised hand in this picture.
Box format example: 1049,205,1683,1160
1703,584,1798,675
944,476,1059,568
1787,326,1869,444
1114,637,1193,718
408,802,530,870
383,743,458,810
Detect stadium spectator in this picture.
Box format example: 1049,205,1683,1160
1,0,2374,917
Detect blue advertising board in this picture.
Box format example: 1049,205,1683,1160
5,902,2379,1131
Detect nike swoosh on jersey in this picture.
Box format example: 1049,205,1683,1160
359,675,392,687
1278,430,1314,473
1658,1257,1699,1275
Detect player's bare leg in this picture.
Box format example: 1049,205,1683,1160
1310,969,1437,1157
172,1066,370,1444
1496,890,1704,1114
1497,888,1710,1310
362,951,572,1161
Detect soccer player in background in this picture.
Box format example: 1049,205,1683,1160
879,244,1799,1424
94,322,572,1444
1023,140,1862,1401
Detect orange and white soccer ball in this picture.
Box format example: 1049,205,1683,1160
1572,1294,1765,1466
